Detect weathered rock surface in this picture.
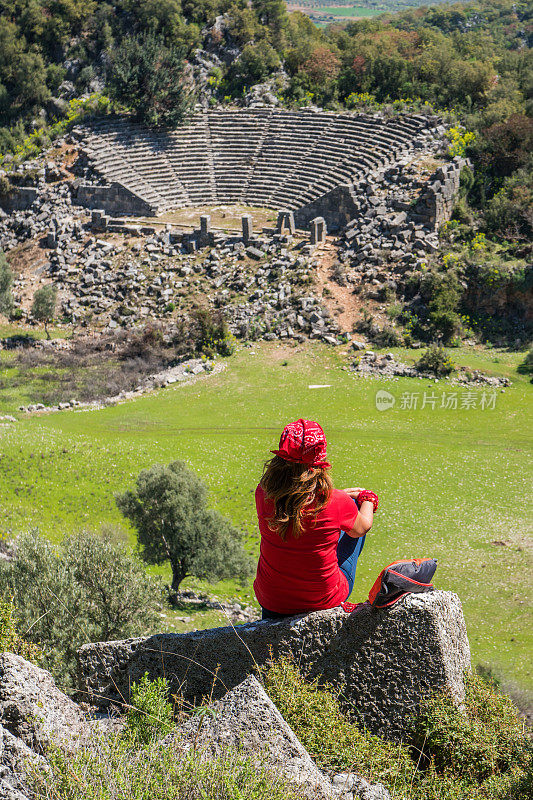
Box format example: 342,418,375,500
78,591,470,740
172,675,391,800
0,723,44,799
0,654,86,752
173,674,336,799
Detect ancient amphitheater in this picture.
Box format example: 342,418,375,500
74,109,441,227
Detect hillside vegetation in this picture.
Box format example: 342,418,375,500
1,0,531,344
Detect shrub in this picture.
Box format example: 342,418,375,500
124,673,176,745
0,596,42,663
116,461,253,596
416,345,456,376
411,669,532,785
0,250,13,314
262,657,413,782
263,659,533,800
192,308,236,358
28,737,303,800
447,126,476,158
0,530,161,689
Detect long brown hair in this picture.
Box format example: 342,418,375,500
260,455,333,540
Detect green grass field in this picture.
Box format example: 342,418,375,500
1,341,531,697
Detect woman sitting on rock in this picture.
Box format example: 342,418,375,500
254,418,378,619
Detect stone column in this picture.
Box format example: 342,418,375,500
91,209,108,233
242,214,253,244
276,210,295,236
310,216,326,245
199,214,211,247
45,230,57,249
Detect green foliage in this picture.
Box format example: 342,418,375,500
0,595,42,662
416,345,456,376
28,735,303,799
31,284,57,338
228,41,281,90
1,93,112,163
262,657,413,781
0,249,13,314
124,673,175,745
0,529,160,689
116,460,253,594
484,168,533,241
517,347,533,381
263,659,533,800
108,30,193,127
192,308,236,357
411,668,533,787
424,271,463,344
447,126,476,158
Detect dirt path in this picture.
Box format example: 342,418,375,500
314,240,363,334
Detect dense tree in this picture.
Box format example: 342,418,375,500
31,283,57,338
107,29,193,127
229,40,280,89
116,460,253,595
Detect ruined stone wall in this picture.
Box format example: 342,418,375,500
294,185,360,231
0,187,38,212
73,182,155,217
414,157,469,230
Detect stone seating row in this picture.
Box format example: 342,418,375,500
79,110,434,213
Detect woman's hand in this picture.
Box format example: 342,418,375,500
343,488,376,537
342,487,366,500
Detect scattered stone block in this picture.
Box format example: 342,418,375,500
245,246,263,260
78,591,471,740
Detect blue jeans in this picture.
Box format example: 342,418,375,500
261,530,366,620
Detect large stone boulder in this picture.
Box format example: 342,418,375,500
0,654,86,752
78,591,470,740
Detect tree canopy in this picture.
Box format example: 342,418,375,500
108,29,193,127
116,460,253,594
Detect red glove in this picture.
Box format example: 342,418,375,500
356,490,379,513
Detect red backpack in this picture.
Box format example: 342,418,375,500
368,558,437,609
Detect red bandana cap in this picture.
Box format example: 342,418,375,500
271,418,331,469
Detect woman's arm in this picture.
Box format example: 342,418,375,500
342,487,375,538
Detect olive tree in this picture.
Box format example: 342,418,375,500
0,250,13,315
31,284,57,338
116,461,253,596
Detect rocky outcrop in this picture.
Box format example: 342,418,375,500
0,654,86,752
78,590,470,740
174,674,337,799
0,723,44,800
173,674,392,800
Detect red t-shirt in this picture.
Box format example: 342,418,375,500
253,485,359,614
